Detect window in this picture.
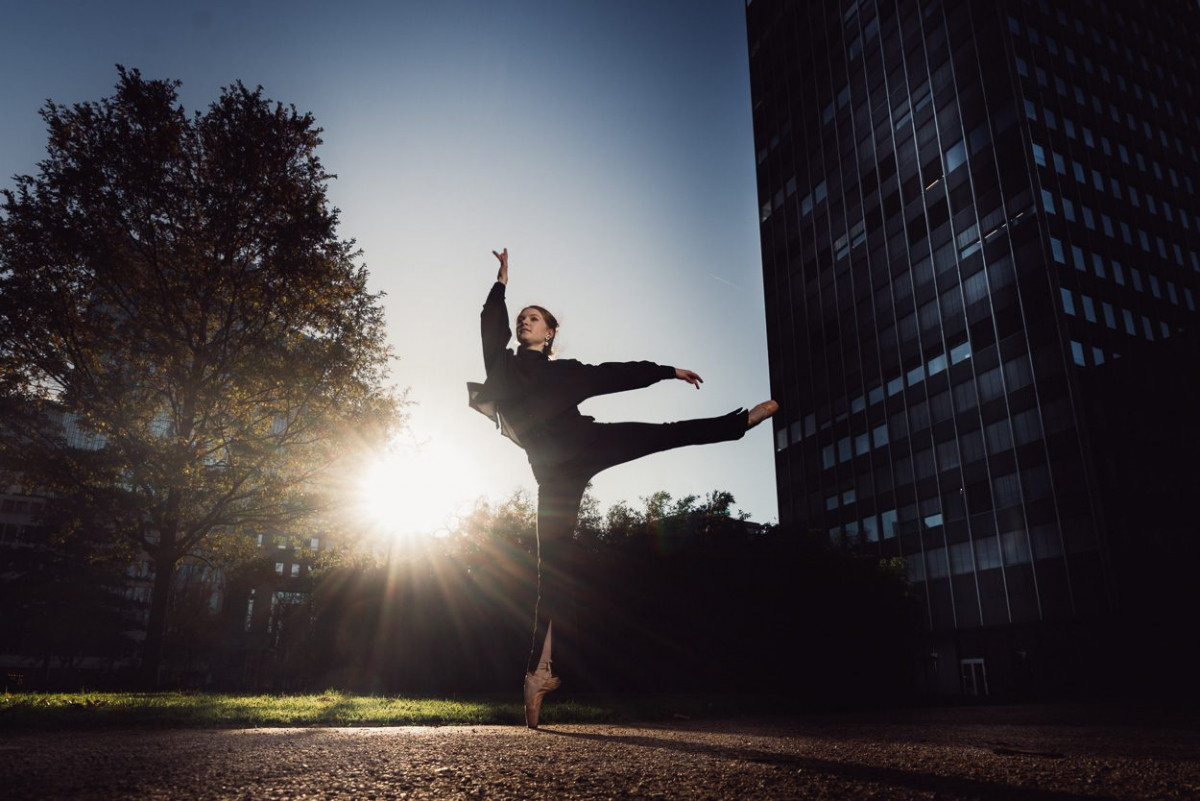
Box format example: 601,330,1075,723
936,437,959,469
910,401,930,431
1071,245,1086,271
861,515,879,542
919,298,940,330
1004,356,1032,390
1102,302,1116,328
963,270,988,303
881,509,898,540
975,536,1001,570
1081,295,1096,322
945,139,966,173
978,367,1004,401
915,448,935,478
925,547,948,579
1001,531,1031,565
992,472,1021,508
954,379,978,410
1061,288,1077,316
1070,340,1086,365
872,424,888,447
1012,409,1043,445
986,420,1013,453
930,391,952,423
950,541,974,575
1049,237,1067,263
960,429,985,462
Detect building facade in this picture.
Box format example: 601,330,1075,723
0,477,324,691
746,0,1199,697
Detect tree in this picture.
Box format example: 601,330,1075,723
0,67,405,687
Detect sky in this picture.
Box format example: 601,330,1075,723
0,0,776,535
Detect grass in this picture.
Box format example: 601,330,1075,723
0,691,767,731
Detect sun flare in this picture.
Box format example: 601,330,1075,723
356,438,479,538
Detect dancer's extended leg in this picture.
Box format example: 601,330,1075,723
570,408,750,478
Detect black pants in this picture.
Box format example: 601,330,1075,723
525,410,747,679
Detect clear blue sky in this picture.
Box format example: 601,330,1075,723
0,0,776,533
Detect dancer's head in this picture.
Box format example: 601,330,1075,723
516,305,559,355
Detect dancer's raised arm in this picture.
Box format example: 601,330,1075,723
493,247,508,285
480,250,512,370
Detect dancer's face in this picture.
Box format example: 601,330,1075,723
516,307,555,350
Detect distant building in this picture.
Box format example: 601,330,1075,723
745,0,1199,697
0,484,145,689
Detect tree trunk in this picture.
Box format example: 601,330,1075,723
139,556,176,690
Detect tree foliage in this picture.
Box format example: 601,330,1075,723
0,67,405,685
275,488,917,699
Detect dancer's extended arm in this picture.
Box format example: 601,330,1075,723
569,361,703,398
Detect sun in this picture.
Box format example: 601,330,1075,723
356,438,477,538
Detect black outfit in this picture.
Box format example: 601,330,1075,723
468,282,747,679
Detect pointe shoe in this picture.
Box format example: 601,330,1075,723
747,400,779,429
523,661,561,729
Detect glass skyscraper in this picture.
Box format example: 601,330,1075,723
746,0,1200,696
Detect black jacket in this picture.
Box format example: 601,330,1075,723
467,282,674,465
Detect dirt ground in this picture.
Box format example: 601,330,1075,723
1,703,1197,800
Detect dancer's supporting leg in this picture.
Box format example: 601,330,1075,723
524,474,587,729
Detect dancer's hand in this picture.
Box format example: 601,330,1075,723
493,248,508,285
675,368,703,389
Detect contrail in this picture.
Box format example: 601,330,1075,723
708,273,741,291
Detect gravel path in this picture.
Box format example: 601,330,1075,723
1,705,1197,800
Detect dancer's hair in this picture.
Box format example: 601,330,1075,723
520,305,559,357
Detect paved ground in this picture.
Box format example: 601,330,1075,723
1,704,1198,800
